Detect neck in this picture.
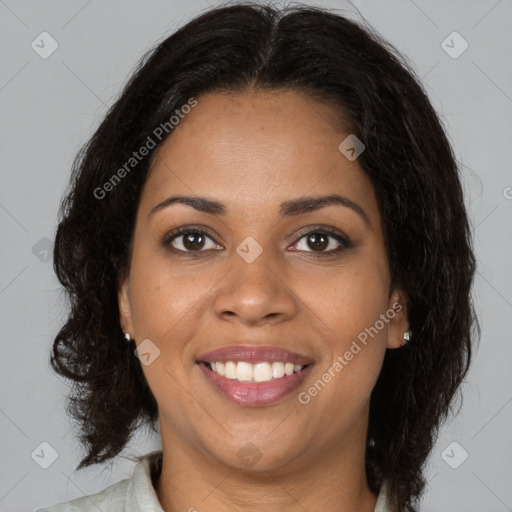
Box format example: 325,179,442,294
155,421,378,512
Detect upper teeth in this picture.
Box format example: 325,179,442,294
208,361,305,382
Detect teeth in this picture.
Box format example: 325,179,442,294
254,362,272,382
225,361,237,379
215,362,225,376
272,361,285,379
207,361,306,382
237,362,253,382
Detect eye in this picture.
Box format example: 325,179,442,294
290,227,352,256
162,225,352,257
162,226,221,255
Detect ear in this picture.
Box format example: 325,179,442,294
386,288,410,349
117,274,134,337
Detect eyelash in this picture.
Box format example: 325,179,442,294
161,224,352,258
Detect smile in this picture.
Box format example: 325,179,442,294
197,361,314,406
196,344,315,406
204,360,308,382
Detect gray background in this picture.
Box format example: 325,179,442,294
1,0,511,511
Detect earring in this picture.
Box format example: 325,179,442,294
402,330,411,346
124,332,131,341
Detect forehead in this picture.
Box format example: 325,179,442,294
140,90,379,225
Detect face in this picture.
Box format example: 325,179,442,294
118,89,408,473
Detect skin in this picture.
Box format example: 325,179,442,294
118,89,409,512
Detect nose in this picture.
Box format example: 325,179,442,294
212,248,298,327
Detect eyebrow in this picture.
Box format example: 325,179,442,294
148,193,370,226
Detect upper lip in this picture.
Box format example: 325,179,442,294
196,345,315,366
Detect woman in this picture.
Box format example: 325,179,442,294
38,3,478,511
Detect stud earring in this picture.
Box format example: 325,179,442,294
124,332,131,341
402,330,411,346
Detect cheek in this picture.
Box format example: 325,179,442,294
335,270,388,336
127,251,208,412
294,262,388,441
127,247,216,384
297,254,389,402
297,254,390,347
129,242,208,332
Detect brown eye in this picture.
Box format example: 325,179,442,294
163,228,221,254
182,232,206,251
305,233,329,251
291,228,352,256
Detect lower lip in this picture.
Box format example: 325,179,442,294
197,362,314,406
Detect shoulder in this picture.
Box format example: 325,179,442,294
35,476,130,512
35,476,131,512
35,450,164,512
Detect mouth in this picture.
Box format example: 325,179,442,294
195,344,315,406
198,360,313,381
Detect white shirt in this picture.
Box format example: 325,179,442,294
37,450,393,511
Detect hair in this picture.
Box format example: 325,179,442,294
50,2,479,510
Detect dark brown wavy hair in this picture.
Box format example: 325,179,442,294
50,3,479,511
